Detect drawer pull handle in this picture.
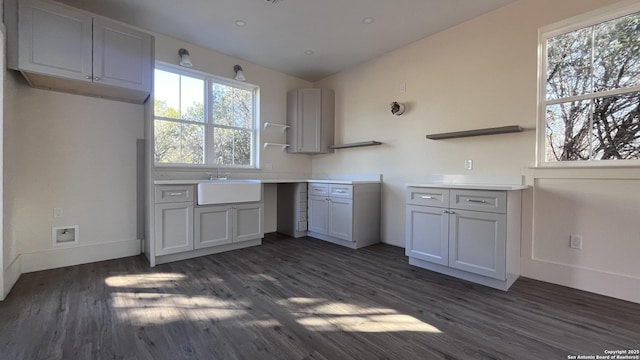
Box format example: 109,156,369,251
420,195,434,199
467,199,487,203
334,190,347,193
167,192,184,196
313,187,324,191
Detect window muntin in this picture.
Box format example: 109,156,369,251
539,7,640,165
153,66,257,167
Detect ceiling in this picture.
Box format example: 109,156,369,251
56,0,517,82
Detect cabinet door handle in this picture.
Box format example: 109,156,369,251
94,77,101,81
449,211,456,214
467,199,487,203
442,210,449,214
420,195,434,199
167,192,183,196
85,75,92,80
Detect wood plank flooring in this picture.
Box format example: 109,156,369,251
1,233,638,360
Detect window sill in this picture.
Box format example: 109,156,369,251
525,165,640,180
154,163,259,171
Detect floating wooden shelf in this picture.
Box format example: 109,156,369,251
329,141,383,149
426,126,523,140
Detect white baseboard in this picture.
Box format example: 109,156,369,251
20,239,141,274
523,258,640,304
2,255,22,300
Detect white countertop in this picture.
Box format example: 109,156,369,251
407,183,527,191
154,179,380,185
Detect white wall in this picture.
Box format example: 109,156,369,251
314,0,640,303
3,72,144,275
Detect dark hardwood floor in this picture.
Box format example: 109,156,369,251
1,233,638,360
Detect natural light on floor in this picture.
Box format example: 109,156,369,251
105,273,189,288
281,297,442,333
105,275,441,334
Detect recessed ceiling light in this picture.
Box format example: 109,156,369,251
362,17,375,24
235,20,247,27
304,50,315,55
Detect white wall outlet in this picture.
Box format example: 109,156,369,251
464,159,473,170
570,234,582,249
54,207,64,218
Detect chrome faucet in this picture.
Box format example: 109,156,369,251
205,160,228,180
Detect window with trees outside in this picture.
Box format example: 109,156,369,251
154,65,258,167
539,4,640,166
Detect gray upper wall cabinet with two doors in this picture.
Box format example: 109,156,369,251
5,0,153,103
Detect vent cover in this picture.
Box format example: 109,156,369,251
264,0,281,4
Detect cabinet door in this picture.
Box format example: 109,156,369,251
405,205,449,266
449,209,506,280
93,17,152,92
308,195,328,234
18,0,93,81
297,88,322,152
234,203,264,243
154,202,193,256
194,206,233,249
328,197,353,241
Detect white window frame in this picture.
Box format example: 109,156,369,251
536,0,640,168
154,62,259,169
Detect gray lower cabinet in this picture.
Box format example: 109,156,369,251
194,205,232,249
195,203,264,249
406,186,521,290
154,185,263,262
154,185,195,256
307,182,380,249
155,202,194,256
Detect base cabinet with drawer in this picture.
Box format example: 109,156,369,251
307,182,380,249
154,185,195,256
406,186,523,290
153,185,263,265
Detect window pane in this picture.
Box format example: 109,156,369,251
154,69,204,122
214,128,252,166
593,12,640,92
154,70,180,119
211,83,253,128
546,28,593,100
545,100,592,162
180,76,205,122
155,120,204,164
591,92,640,160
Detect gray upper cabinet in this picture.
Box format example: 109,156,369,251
6,0,153,103
287,88,335,154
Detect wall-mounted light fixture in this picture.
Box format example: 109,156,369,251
391,101,406,116
234,65,246,81
178,48,193,67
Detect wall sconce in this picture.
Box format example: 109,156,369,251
391,101,406,116
178,48,193,68
234,65,246,81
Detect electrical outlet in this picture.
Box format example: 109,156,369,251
570,234,582,249
464,159,473,170
54,207,64,218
